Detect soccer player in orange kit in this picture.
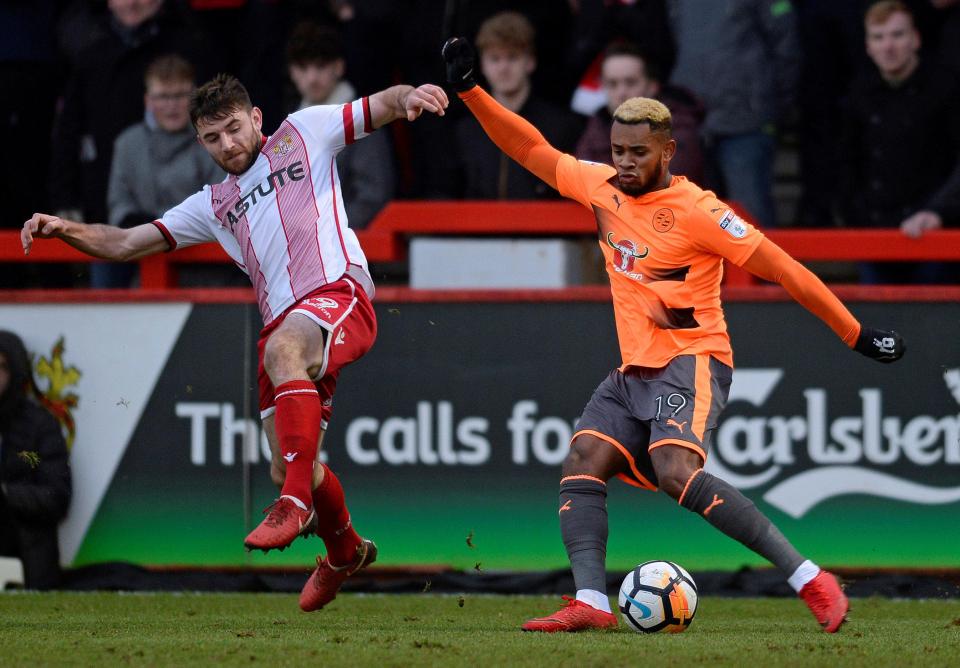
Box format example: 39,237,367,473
442,37,905,634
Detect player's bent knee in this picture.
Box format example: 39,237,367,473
657,470,690,500
563,436,593,470
651,445,702,500
562,435,616,479
263,331,307,380
262,334,292,368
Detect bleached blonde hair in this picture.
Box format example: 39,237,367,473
613,97,672,134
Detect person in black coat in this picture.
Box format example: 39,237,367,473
839,1,960,283
451,11,584,199
0,331,72,590
49,0,213,230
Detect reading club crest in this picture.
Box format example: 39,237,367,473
652,207,675,233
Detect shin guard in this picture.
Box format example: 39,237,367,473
559,476,609,594
680,469,804,576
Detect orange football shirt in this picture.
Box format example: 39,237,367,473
556,156,763,369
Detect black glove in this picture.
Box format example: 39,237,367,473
441,37,477,92
854,327,905,363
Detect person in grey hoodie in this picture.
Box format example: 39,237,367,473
100,54,225,287
286,22,395,230
669,0,800,227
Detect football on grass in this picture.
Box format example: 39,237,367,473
618,560,698,633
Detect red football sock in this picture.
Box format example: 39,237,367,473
313,464,362,567
274,379,321,507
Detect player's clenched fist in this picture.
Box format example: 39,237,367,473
21,213,65,255
441,37,477,92
854,326,905,363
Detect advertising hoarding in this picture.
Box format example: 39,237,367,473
2,298,957,571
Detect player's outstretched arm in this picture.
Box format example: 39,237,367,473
741,238,905,363
368,84,449,128
441,37,564,190
21,213,169,261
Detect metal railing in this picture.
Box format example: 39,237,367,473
4,201,960,289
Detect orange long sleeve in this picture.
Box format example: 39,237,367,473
742,238,861,347
458,86,564,190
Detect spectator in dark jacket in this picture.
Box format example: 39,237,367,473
0,331,72,590
575,42,704,183
795,0,867,227
452,11,584,199
840,0,960,283
0,0,60,231
49,0,212,233
669,0,800,227
931,0,960,73
0,0,72,289
286,22,395,229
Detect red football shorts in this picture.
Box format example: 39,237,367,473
257,277,377,427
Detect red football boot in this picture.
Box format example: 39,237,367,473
521,596,618,632
244,497,316,551
799,570,849,633
299,538,378,612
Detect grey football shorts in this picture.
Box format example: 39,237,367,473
572,354,732,490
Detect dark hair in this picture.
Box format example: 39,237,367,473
145,54,195,87
602,41,661,83
286,21,344,66
189,74,252,127
0,330,33,427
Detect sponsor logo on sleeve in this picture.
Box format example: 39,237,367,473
717,210,748,239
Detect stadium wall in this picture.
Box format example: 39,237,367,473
2,291,958,572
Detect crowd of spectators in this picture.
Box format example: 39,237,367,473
1,0,958,287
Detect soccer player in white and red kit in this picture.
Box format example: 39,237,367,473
22,74,449,611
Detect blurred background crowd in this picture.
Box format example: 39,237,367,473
1,0,958,288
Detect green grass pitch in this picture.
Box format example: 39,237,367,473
1,593,959,666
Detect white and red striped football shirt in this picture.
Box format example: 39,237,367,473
154,99,376,323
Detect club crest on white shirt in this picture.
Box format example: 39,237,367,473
272,134,294,157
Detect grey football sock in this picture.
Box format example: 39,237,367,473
680,470,805,576
559,477,608,594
